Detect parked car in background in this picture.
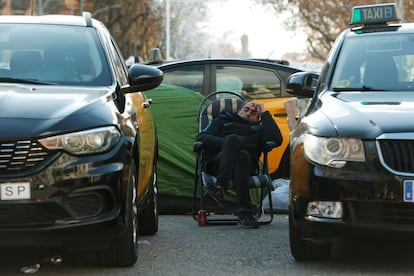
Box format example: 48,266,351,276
0,12,163,266
157,58,306,179
287,3,414,261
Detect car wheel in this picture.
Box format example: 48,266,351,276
289,211,332,261
138,171,159,235
97,160,139,267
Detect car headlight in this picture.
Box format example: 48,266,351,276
39,126,121,155
303,133,365,168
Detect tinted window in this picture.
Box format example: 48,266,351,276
331,33,414,91
162,66,204,92
215,66,282,99
0,24,112,86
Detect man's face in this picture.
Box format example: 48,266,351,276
238,102,260,123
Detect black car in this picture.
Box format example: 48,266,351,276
0,12,163,266
287,3,414,261
157,58,304,178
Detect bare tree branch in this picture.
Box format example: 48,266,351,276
257,0,414,61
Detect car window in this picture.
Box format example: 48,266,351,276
162,66,204,93
0,24,112,86
108,36,128,86
331,33,414,91
215,66,282,99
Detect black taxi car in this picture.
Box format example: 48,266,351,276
287,3,414,261
0,13,163,266
157,58,304,179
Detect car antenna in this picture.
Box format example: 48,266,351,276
266,50,274,60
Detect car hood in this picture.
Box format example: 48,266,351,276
0,84,116,138
316,91,414,138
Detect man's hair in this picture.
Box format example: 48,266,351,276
239,101,258,111
239,100,252,110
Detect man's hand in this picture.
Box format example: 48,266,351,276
254,102,265,114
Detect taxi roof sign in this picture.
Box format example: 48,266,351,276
350,3,401,26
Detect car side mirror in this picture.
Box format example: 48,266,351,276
286,72,319,98
126,64,163,92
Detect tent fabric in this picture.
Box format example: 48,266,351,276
145,84,203,198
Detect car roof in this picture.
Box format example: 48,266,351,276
345,22,414,38
156,58,303,73
0,14,94,27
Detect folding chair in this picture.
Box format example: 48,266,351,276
192,91,275,226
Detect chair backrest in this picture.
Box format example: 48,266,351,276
198,97,245,132
10,50,43,75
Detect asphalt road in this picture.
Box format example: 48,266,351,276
0,214,413,275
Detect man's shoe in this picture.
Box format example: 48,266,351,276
237,211,259,229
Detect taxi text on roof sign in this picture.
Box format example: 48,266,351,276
350,3,401,26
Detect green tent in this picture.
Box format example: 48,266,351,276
146,84,259,214
145,84,202,213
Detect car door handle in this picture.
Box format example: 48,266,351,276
273,113,287,117
143,99,153,108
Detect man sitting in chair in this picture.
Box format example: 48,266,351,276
196,101,282,228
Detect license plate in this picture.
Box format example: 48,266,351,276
404,180,414,202
0,182,30,200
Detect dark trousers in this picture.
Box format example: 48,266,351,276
207,134,255,209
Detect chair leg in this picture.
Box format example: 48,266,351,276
192,173,199,221
192,159,201,221
258,182,273,225
192,159,211,225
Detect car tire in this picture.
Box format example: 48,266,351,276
97,159,139,267
138,171,159,236
289,211,332,261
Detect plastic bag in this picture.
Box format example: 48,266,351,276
262,178,289,213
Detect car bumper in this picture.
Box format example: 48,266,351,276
0,220,126,249
291,157,414,242
292,209,414,244
0,139,132,248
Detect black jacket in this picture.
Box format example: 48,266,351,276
196,110,282,161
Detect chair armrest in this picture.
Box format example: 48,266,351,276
193,141,203,152
264,141,277,152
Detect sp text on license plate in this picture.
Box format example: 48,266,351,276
0,182,31,200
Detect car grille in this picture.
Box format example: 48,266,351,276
0,190,114,227
350,202,414,225
377,139,414,174
0,140,49,173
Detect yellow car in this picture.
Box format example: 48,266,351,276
143,59,308,214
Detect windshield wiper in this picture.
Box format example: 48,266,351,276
332,85,386,92
0,77,57,85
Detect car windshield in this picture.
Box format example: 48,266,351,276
331,33,414,92
0,23,112,86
